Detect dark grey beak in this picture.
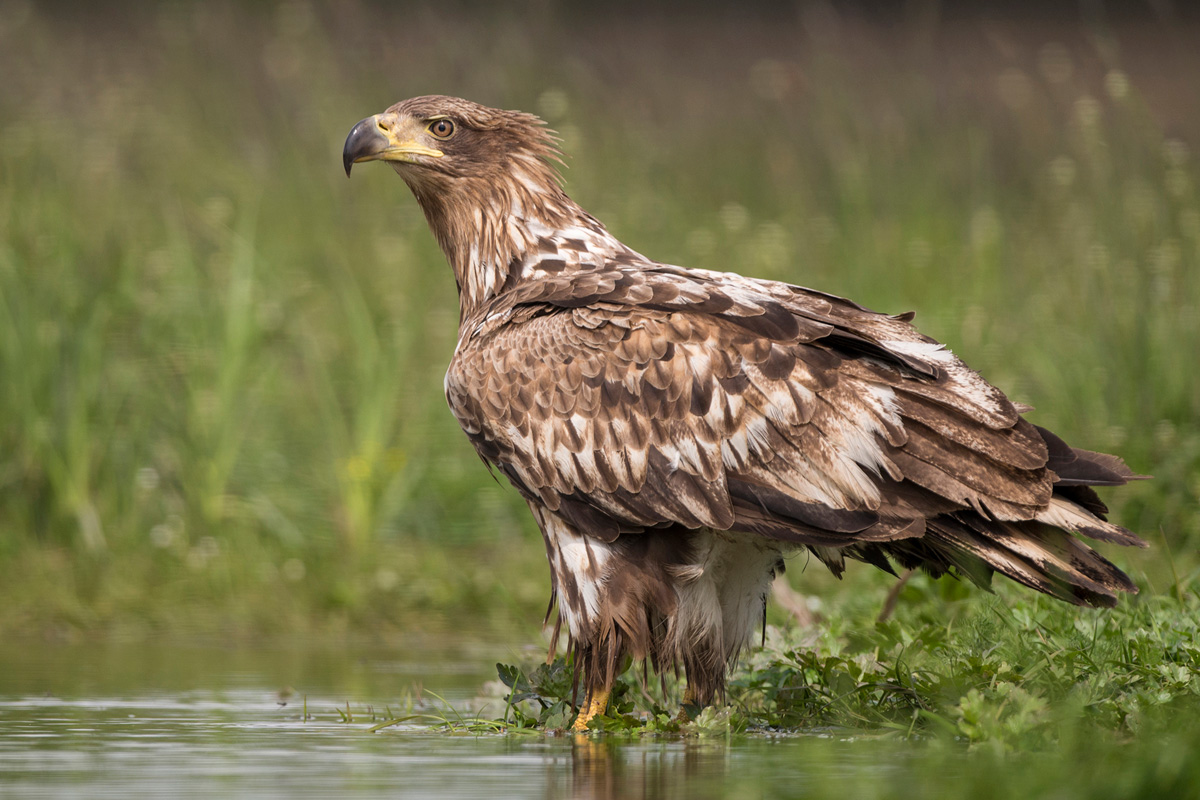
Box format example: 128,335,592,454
342,116,387,177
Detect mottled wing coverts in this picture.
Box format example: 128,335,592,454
447,263,1144,607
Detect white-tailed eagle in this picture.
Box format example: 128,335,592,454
343,96,1146,731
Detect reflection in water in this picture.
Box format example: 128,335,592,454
0,639,906,799
0,690,741,800
559,736,729,800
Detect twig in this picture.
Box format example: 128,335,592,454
878,569,916,623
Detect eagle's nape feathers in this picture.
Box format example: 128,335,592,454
343,95,1148,729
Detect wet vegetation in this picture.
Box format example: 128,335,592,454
1,1,1198,796
491,586,1199,743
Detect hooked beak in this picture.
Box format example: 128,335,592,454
342,113,444,177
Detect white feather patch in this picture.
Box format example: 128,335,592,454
549,522,612,637
1036,497,1132,541
671,531,784,660
881,338,957,364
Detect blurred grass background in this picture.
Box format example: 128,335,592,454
0,1,1196,642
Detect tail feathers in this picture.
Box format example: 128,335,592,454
875,512,1140,608
1036,425,1150,486
1053,484,1109,517
1035,497,1148,548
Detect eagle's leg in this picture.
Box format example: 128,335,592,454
571,688,610,732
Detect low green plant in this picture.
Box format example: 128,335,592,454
490,574,1200,747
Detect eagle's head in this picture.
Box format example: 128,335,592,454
343,96,592,316
343,95,561,195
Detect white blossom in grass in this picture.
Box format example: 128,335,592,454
1104,70,1130,101
719,202,749,234
150,524,176,549
136,467,160,492
536,89,569,122
375,568,399,592
282,558,306,583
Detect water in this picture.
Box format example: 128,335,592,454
0,638,913,799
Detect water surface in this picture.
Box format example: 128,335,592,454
0,638,920,799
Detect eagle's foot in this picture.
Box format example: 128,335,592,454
676,684,704,722
571,689,610,732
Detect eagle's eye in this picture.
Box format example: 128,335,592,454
428,119,456,139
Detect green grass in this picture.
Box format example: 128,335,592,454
0,2,1197,771
484,573,1200,740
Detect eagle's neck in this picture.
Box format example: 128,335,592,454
408,164,634,323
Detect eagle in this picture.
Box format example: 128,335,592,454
343,96,1146,731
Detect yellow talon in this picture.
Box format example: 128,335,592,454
676,684,701,721
571,689,610,732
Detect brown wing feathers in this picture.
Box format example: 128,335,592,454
448,264,1145,607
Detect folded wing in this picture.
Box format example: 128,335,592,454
446,266,1146,607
